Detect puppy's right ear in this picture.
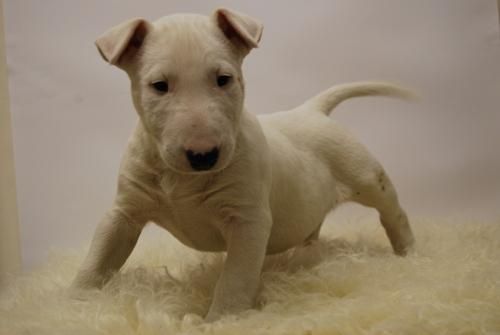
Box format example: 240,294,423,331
95,18,152,67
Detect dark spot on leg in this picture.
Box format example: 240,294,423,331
382,185,385,191
378,171,385,183
356,192,361,196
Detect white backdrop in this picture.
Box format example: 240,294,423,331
4,0,500,270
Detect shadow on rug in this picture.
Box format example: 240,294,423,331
1,217,499,334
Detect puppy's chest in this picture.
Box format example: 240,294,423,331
155,176,231,252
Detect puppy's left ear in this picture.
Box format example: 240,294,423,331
214,8,263,52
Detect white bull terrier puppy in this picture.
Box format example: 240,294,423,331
71,8,415,321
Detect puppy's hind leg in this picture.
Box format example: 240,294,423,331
348,168,415,256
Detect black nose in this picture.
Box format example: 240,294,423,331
186,147,219,171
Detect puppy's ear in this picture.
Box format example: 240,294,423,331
214,8,263,52
95,18,152,67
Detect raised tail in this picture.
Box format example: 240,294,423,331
301,82,416,116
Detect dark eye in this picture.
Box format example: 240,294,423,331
151,81,168,93
217,75,232,87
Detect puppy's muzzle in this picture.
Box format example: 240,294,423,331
186,147,219,171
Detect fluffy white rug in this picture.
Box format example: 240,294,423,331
1,215,500,335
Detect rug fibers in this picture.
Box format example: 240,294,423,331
1,216,499,335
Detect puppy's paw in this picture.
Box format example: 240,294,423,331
182,313,204,326
393,231,416,257
204,310,221,323
66,286,91,301
204,304,240,322
289,240,324,271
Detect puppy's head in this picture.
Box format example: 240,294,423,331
96,9,262,173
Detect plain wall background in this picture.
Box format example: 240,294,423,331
4,0,500,270
0,0,21,281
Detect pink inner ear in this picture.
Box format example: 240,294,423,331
130,34,143,49
129,22,148,49
95,18,150,66
116,21,149,65
217,13,239,43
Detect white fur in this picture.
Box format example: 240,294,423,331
71,8,415,321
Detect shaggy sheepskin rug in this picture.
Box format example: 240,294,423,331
1,214,499,335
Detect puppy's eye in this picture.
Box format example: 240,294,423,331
151,81,168,93
217,75,232,87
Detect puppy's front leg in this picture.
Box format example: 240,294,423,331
205,211,272,321
71,209,143,290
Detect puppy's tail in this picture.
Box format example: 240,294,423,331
301,81,417,116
